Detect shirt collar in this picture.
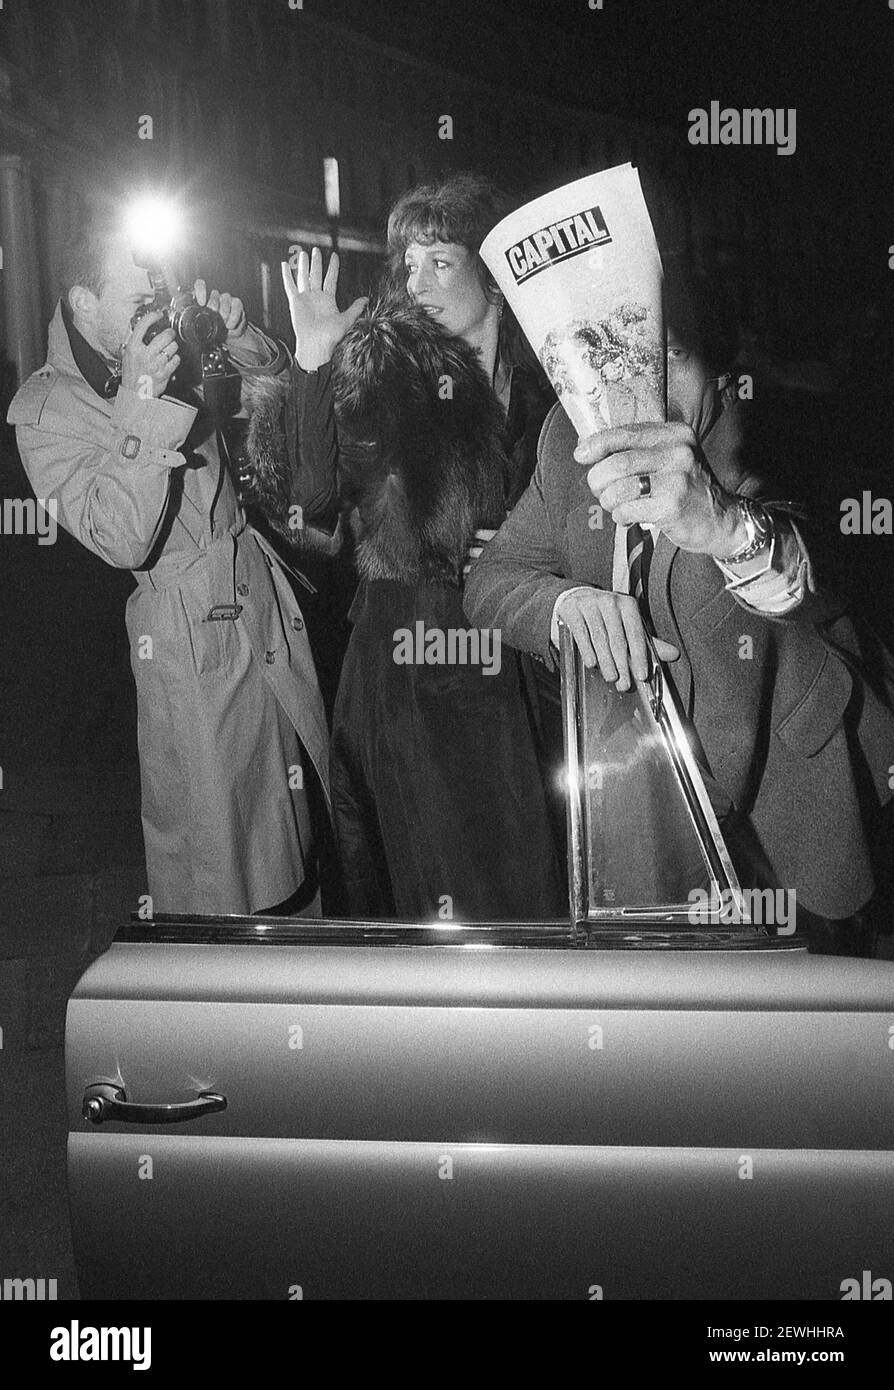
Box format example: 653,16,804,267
59,298,121,399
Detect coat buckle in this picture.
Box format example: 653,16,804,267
204,604,243,622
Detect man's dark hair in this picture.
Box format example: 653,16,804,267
663,256,740,374
60,214,120,297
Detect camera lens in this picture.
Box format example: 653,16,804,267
173,303,226,349
131,302,170,342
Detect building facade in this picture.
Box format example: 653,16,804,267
0,0,764,380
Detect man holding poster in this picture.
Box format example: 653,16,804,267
465,168,894,936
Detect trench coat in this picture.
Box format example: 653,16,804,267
9,302,330,915
464,399,894,920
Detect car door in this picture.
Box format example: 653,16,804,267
66,632,894,1300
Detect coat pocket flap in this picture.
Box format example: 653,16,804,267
775,647,853,757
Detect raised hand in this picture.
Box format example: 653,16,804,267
280,247,368,371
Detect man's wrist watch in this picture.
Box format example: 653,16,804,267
719,497,774,564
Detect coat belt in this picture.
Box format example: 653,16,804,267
133,526,245,593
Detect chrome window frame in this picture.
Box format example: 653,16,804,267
559,622,768,944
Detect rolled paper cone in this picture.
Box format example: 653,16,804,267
481,163,666,439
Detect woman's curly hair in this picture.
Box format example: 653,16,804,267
382,172,534,371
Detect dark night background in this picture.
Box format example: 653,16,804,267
0,0,892,1294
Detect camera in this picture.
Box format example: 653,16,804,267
130,288,240,420
131,290,227,352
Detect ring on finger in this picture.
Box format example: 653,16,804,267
636,473,651,499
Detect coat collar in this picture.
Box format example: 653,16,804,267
49,299,122,399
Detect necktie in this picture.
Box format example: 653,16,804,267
626,523,655,627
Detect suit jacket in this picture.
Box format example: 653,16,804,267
464,400,894,919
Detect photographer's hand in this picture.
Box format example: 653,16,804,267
193,280,248,342
121,312,181,398
281,248,368,371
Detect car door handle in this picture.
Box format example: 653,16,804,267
82,1083,227,1126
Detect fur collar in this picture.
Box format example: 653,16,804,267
331,298,508,587
236,369,341,557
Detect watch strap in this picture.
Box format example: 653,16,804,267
720,498,773,565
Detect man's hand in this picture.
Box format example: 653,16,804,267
281,248,368,371
556,587,679,691
574,422,745,557
193,279,248,342
121,312,180,398
463,527,497,579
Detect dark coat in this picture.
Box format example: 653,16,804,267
327,302,564,920
464,399,894,920
503,361,558,508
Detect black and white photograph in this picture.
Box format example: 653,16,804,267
0,0,892,1345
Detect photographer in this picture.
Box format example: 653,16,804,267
8,216,330,917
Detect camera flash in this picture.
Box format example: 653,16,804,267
124,196,185,263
